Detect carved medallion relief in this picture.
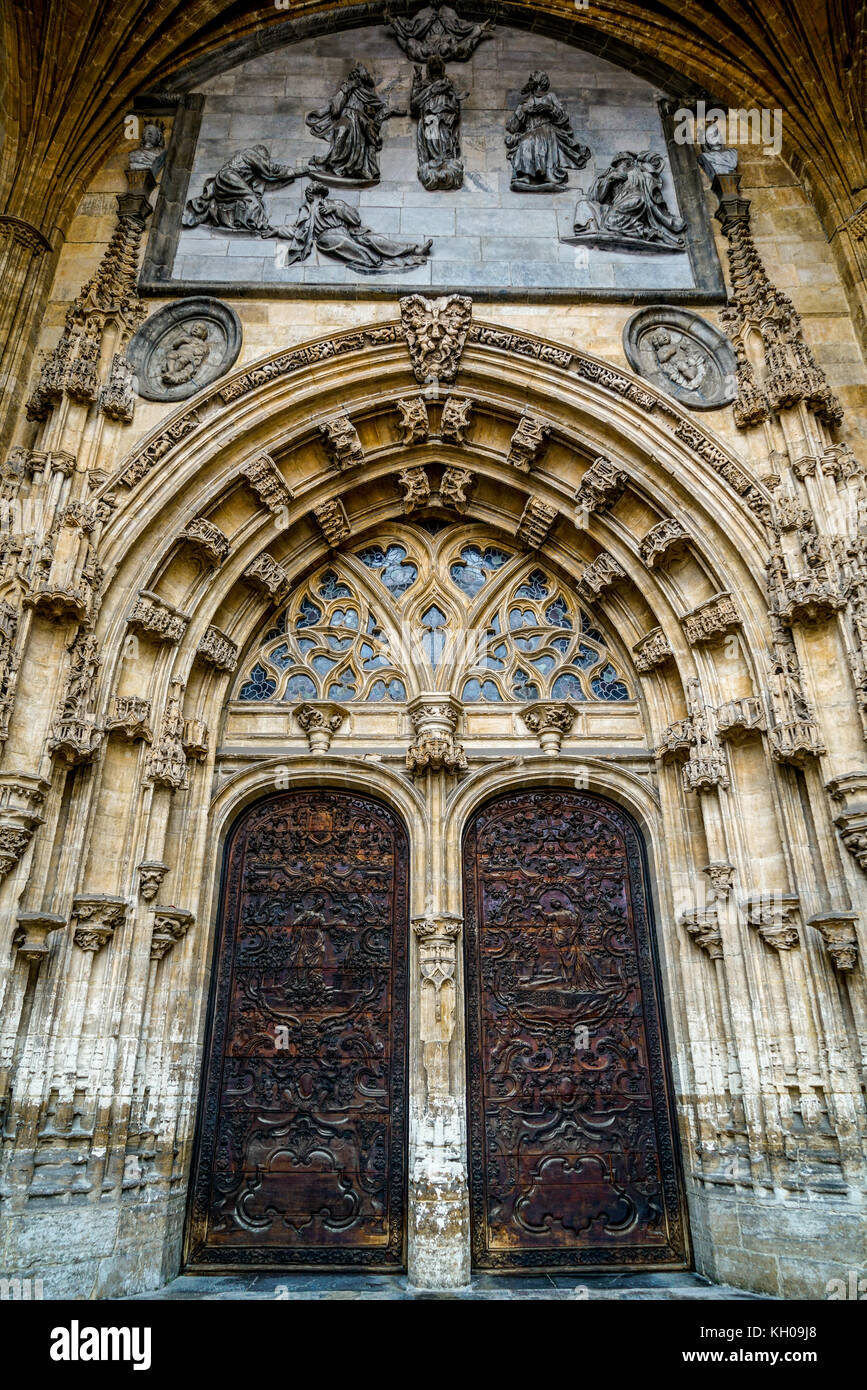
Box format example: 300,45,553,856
126,298,242,401
623,308,737,409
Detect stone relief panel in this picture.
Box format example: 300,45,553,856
126,298,242,401
622,307,737,410
142,25,722,296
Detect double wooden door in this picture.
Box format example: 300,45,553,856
186,789,409,1268
463,789,688,1271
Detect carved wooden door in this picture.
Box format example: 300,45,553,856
187,789,409,1268
463,789,688,1271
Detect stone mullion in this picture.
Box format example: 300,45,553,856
0,222,55,454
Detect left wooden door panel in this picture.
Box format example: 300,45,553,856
186,789,409,1268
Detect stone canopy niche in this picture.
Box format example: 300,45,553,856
142,22,723,300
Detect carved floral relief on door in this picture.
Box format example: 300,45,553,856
186,789,409,1267
463,789,688,1270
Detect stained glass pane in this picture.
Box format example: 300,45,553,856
239,663,277,701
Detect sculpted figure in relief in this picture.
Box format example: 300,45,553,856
280,183,433,274
648,328,708,392
412,57,465,191
570,150,687,251
387,4,494,62
159,323,211,386
306,64,404,184
182,145,302,234
505,71,590,193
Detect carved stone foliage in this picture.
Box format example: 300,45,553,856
99,353,136,422
240,452,293,514
463,789,688,1270
413,914,463,1100
244,554,290,601
399,465,431,512
313,498,351,547
14,912,65,962
681,592,740,645
399,294,472,384
398,463,474,514
567,151,686,253
632,626,674,672
505,71,589,193
711,170,844,428
623,308,736,410
506,410,550,472
138,861,169,902
119,409,201,489
440,394,473,444
294,702,346,753
48,633,103,766
715,696,767,741
0,773,47,879
388,6,494,61
128,590,189,645
519,702,576,753
126,299,242,403
197,626,239,673
516,495,557,550
576,551,626,602
412,58,464,191
681,908,723,959
808,914,859,974
394,396,430,445
319,413,364,472
144,680,189,791
181,518,230,566
71,896,127,953
826,773,867,874
767,624,825,765
186,790,408,1266
440,466,474,512
743,895,800,951
149,907,194,961
106,695,153,743
406,694,466,775
658,677,729,793
638,518,689,568
574,455,627,514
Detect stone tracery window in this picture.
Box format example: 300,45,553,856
236,538,632,707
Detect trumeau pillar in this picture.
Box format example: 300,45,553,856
405,693,471,1288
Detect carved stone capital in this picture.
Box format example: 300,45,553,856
681,909,723,959
241,452,293,514
0,772,48,878
71,895,126,952
14,912,65,962
138,861,169,901
394,396,429,445
516,495,557,549
632,627,674,672
294,702,346,752
407,694,466,775
827,774,867,873
519,702,576,753
743,894,800,950
313,498,350,547
808,913,859,973
638,518,689,569
149,907,194,959
181,518,230,566
440,395,474,444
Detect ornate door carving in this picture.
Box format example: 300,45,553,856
463,789,688,1271
187,789,409,1268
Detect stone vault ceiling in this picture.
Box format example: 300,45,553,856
2,0,865,248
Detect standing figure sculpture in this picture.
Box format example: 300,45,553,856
306,64,404,184
280,182,433,274
182,145,302,234
411,57,464,191
505,71,590,193
569,150,687,252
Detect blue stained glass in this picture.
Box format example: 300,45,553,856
581,611,606,644
515,634,542,652
545,596,572,629
269,644,291,670
366,616,378,634
283,674,316,700
551,636,571,654
328,669,358,701
239,663,277,701
508,609,524,631
489,614,501,635
369,677,406,701
330,607,359,629
263,610,287,642
462,678,503,702
358,545,417,597
573,643,599,669
516,569,549,599
449,545,511,598
532,655,556,674
319,569,352,600
325,634,353,651
591,663,629,701
296,637,315,654
312,655,337,674
552,672,587,700
512,669,539,701
422,605,447,628
362,650,389,670
484,652,505,669
296,596,321,629
357,546,387,567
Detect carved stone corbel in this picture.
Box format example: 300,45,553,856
826,773,867,873
294,702,345,752
439,466,474,512
180,518,230,566
127,590,189,645
681,592,740,646
399,293,472,384
808,913,859,973
632,627,674,673
681,908,723,959
105,695,153,743
413,915,462,1100
149,907,194,960
406,694,466,775
743,894,800,951
196,626,239,673
0,773,48,879
638,518,689,569
14,912,65,962
519,702,576,753
313,498,350,547
244,554,290,599
507,410,549,472
440,395,474,444
240,452,293,514
398,465,431,513
516,495,557,549
138,861,169,901
319,413,364,471
715,696,766,742
71,895,127,952
394,396,429,445
574,455,627,514
576,551,626,602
